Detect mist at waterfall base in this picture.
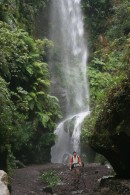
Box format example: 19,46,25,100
49,0,90,163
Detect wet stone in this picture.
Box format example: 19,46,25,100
71,190,83,194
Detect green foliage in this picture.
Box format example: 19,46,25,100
0,76,26,148
88,38,127,106
0,20,61,168
106,1,130,38
0,75,32,171
82,0,130,51
17,0,48,33
0,0,48,33
88,74,130,152
0,0,18,27
83,53,127,142
82,1,130,147
39,169,60,187
6,145,16,176
82,0,113,43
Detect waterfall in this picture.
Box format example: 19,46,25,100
49,0,90,163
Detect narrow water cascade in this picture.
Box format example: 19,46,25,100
51,111,89,163
49,0,90,163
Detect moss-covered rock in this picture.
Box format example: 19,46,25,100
89,75,130,177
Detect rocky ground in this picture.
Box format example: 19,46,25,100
11,163,130,195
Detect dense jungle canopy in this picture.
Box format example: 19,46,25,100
0,0,130,177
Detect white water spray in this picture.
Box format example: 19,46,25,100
49,0,90,163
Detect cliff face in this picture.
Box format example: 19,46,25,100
89,75,130,177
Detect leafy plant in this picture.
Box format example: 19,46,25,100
0,0,48,34
39,169,60,187
106,1,130,39
0,20,61,168
81,0,130,151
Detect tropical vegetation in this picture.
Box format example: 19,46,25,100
0,0,130,174
0,0,61,173
81,0,130,162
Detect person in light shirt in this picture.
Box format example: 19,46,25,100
69,151,82,170
69,151,82,183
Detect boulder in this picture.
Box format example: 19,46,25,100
89,77,130,178
0,170,10,195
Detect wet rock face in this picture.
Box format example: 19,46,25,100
97,177,130,195
89,78,130,178
0,170,10,195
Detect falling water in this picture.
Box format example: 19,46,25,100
49,0,90,163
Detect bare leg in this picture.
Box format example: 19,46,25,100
75,168,80,183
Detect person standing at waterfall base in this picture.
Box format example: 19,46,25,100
69,151,82,183
69,151,82,170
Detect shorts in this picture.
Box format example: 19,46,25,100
71,163,80,169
